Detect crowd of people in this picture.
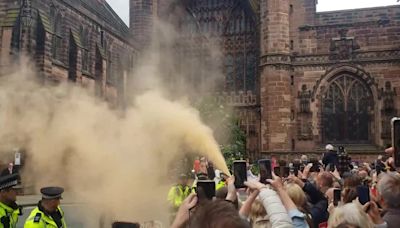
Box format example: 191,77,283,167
0,143,398,228
168,145,400,228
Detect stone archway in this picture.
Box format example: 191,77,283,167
312,65,379,145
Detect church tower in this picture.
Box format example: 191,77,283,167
260,0,293,153
129,0,157,46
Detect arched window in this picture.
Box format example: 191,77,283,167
80,26,90,72
107,51,114,84
225,54,234,91
322,74,373,143
235,52,244,91
52,12,63,61
240,14,246,32
246,51,256,91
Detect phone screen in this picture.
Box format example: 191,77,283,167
392,117,400,167
333,189,341,206
259,159,272,184
196,180,215,201
283,167,290,178
273,166,281,177
310,159,320,172
112,222,140,228
356,185,370,205
233,160,247,188
275,166,290,177
293,163,300,176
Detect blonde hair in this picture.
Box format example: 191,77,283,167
286,183,307,209
328,202,374,228
249,199,267,222
249,199,271,228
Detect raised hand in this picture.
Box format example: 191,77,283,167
171,193,198,228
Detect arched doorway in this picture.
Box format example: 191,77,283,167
322,73,374,143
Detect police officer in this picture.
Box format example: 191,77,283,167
24,187,67,228
167,174,191,210
0,174,21,228
216,173,228,190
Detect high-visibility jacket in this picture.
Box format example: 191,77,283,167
0,202,20,228
24,206,67,228
167,185,191,210
216,180,226,190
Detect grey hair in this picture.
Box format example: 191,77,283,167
377,172,400,209
328,202,374,228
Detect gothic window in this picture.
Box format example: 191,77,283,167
107,52,114,84
80,26,90,72
380,82,397,139
50,5,56,24
235,52,244,91
322,74,373,143
225,54,234,91
246,51,256,91
51,12,63,61
100,30,105,48
241,15,246,32
116,55,122,86
235,16,241,33
299,85,311,113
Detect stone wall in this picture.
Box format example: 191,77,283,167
260,0,293,153
282,2,400,157
0,0,137,106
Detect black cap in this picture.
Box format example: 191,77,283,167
40,187,64,199
197,173,208,180
0,174,19,190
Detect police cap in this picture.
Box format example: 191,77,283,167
0,174,19,190
40,186,64,200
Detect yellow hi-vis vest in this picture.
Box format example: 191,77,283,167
167,185,191,209
24,206,67,228
216,180,226,190
0,202,20,228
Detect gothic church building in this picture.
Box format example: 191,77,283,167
1,0,400,159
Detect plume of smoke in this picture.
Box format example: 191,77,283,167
0,14,230,227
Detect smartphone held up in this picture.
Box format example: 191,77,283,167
233,160,247,188
196,180,216,201
259,159,272,184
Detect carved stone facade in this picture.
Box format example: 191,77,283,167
128,0,400,159
0,0,137,107
289,2,400,158
2,0,400,159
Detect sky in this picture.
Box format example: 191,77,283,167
106,0,400,26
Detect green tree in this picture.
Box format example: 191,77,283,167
194,96,246,170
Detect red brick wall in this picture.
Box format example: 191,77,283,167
283,3,400,155
260,0,293,152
